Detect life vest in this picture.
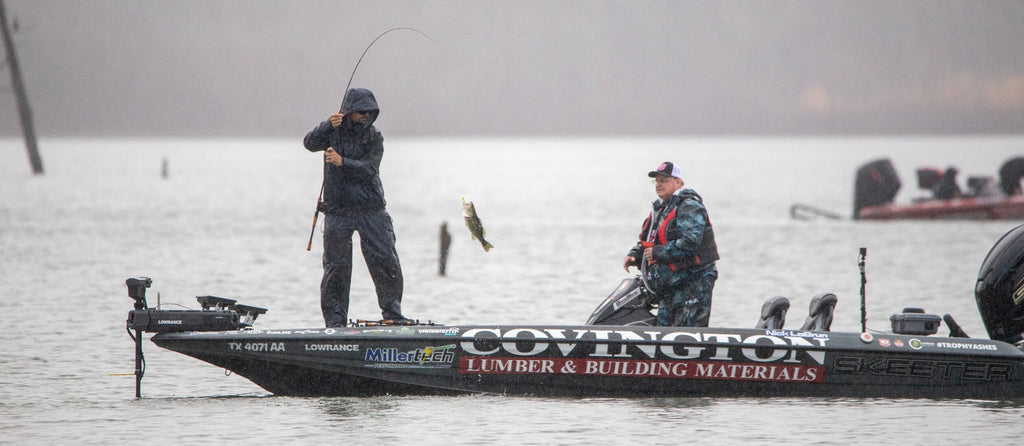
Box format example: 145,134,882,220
641,199,720,271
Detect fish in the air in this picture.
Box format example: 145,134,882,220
461,196,493,252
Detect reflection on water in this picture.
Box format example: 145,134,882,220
316,396,400,421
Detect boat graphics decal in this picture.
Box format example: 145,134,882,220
833,356,1013,381
877,338,907,348
459,328,829,366
228,342,285,352
417,327,460,336
363,344,456,369
304,343,360,352
613,287,642,311
460,357,823,382
931,341,999,351
237,329,342,335
354,327,419,336
1014,275,1024,305
907,338,1006,352
763,329,830,340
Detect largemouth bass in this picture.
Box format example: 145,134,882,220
461,196,493,252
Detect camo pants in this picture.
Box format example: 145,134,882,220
656,264,717,327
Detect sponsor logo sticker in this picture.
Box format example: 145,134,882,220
364,344,456,368
459,357,824,383
1014,276,1024,305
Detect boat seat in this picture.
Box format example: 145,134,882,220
799,293,838,332
755,296,790,329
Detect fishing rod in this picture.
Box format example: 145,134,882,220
337,27,432,114
306,27,432,251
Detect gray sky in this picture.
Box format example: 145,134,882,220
1,0,1022,137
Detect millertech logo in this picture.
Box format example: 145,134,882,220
364,344,456,365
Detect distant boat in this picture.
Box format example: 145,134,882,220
853,157,1024,220
857,194,1024,220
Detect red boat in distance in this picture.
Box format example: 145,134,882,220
857,194,1024,220
853,157,1024,221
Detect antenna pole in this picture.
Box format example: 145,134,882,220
859,247,867,333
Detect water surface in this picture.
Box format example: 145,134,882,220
2,137,1022,444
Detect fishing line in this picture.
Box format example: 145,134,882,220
306,27,433,251
337,27,433,113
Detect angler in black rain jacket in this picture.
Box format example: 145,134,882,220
304,88,387,211
303,88,407,327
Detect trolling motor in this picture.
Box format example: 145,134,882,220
124,277,267,397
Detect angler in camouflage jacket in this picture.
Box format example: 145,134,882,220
624,161,719,327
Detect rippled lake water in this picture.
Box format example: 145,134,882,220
2,136,1023,444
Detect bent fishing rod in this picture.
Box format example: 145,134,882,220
306,27,432,251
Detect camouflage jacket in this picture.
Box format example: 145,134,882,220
628,188,719,290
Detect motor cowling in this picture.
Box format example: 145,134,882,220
853,158,901,219
998,157,1024,196
975,224,1024,343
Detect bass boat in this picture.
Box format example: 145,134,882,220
125,225,1024,399
853,157,1024,220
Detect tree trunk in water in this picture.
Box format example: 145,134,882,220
0,0,43,174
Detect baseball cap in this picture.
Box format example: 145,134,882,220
648,161,682,179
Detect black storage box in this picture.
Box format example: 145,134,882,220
890,308,941,335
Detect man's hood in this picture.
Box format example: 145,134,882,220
341,88,380,127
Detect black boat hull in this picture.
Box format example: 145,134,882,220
151,325,1024,399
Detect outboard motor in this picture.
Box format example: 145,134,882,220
586,277,656,326
975,224,1024,343
967,176,999,198
853,158,901,219
916,167,943,190
998,157,1024,196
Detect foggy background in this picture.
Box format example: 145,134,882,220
1,0,1022,138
